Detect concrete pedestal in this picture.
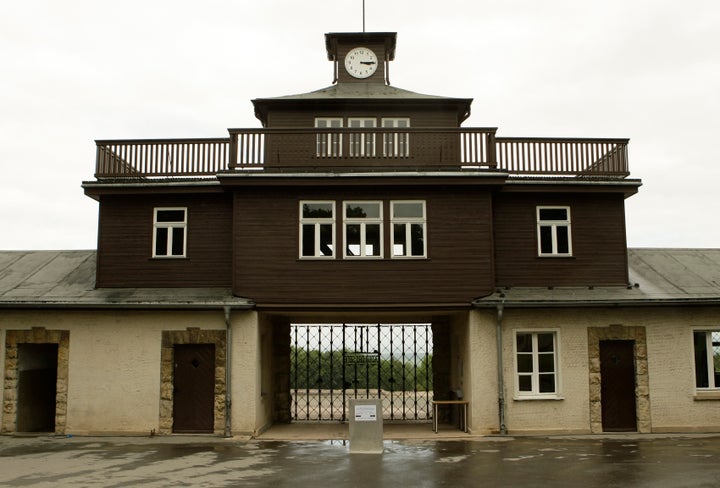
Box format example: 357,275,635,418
348,398,383,454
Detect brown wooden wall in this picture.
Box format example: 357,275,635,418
232,186,495,305
96,193,233,287
262,105,465,169
265,105,461,128
493,192,629,287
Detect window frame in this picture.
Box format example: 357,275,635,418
536,206,573,257
315,118,343,157
382,117,410,157
152,207,187,258
693,329,720,390
343,201,383,259
513,330,561,399
299,201,336,259
390,200,427,259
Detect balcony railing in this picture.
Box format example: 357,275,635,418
94,129,629,178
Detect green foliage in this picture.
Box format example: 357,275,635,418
290,347,433,391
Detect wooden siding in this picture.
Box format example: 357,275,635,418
262,106,467,170
265,106,461,128
96,194,233,287
493,192,629,287
232,187,495,305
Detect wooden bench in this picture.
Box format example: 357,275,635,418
432,400,469,433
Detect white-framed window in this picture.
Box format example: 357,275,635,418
300,201,335,258
382,118,410,157
315,118,343,157
694,330,720,389
348,118,376,157
344,201,383,258
514,330,559,397
391,201,426,258
537,206,572,256
153,208,187,258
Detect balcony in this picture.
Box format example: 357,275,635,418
94,129,629,179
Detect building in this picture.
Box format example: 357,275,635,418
2,32,719,436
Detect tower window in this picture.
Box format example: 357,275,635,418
153,208,187,258
537,206,572,256
391,201,426,258
300,201,335,258
344,201,383,258
382,118,410,157
315,118,343,157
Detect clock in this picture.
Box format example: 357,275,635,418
344,47,378,79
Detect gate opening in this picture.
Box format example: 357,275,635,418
290,323,433,422
17,343,58,433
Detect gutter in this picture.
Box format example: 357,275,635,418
223,306,233,438
495,301,507,435
472,297,720,309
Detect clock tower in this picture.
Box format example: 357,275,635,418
325,32,397,85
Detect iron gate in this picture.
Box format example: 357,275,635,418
290,324,433,422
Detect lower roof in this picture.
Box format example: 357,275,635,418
0,249,718,309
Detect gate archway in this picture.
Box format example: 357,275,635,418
290,323,433,422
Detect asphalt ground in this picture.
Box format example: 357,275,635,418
1,433,720,487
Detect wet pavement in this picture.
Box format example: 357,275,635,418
1,434,720,487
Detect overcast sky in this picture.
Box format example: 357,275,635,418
1,0,718,250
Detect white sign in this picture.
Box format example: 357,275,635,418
354,404,378,422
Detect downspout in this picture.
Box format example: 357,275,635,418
223,306,233,438
496,301,507,435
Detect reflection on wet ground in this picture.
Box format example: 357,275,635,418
1,435,719,487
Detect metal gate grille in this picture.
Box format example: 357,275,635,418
290,323,433,422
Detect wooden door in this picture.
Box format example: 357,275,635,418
600,340,637,432
173,344,215,433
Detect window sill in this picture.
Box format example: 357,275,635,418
150,256,187,260
694,391,720,401
537,255,574,259
513,395,564,401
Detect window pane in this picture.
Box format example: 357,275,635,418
393,202,423,218
539,226,553,254
346,224,361,256
155,228,168,255
319,224,333,256
156,210,185,222
346,203,380,219
539,208,567,221
303,203,333,219
302,224,315,256
538,353,555,373
518,375,532,392
537,333,554,352
694,331,709,388
393,223,406,256
539,373,556,393
366,224,381,256
171,228,184,255
517,354,533,373
410,223,424,256
516,333,532,353
556,227,570,254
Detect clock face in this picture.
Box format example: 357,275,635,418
344,47,378,79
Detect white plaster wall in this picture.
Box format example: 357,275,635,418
229,310,259,436
642,307,720,432
498,308,592,434
2,309,231,435
467,310,501,434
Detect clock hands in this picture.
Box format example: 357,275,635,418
360,61,376,65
